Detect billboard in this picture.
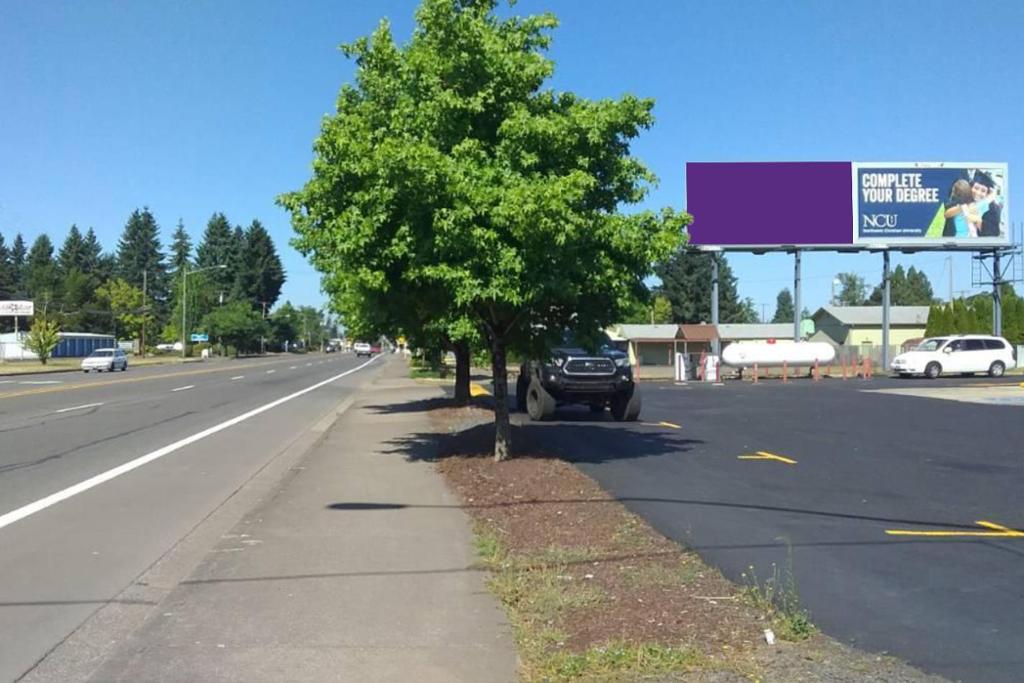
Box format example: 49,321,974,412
0,301,34,316
686,162,1009,249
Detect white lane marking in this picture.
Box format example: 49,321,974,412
0,356,379,532
55,402,104,414
289,366,297,370
305,363,312,367
231,375,245,381
172,385,195,392
0,380,15,384
18,380,62,385
266,369,276,374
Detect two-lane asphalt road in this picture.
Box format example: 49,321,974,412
0,353,382,682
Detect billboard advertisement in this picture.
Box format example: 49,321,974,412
854,163,1008,246
686,162,1009,249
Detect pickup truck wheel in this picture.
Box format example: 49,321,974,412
526,380,555,421
610,388,641,422
515,369,529,413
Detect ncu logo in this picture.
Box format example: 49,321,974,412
862,214,898,229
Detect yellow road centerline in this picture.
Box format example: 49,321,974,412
0,357,311,401
659,421,682,429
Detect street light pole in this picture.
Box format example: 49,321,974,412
181,264,227,359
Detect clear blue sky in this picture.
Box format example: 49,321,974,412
2,1,1021,317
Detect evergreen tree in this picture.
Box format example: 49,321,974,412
656,249,754,323
116,208,169,307
237,219,285,311
58,224,90,275
771,288,794,323
10,233,27,295
25,234,60,303
0,232,13,300
169,219,192,274
228,225,248,302
868,264,935,305
195,213,236,293
82,228,104,275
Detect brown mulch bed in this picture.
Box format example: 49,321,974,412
429,405,950,683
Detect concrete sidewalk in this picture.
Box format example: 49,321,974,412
88,358,518,682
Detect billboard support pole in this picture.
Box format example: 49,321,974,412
992,251,1002,337
882,250,891,371
711,255,720,356
793,250,802,342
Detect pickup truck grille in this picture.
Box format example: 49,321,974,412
564,358,616,375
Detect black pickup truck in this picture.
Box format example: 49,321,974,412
515,347,641,421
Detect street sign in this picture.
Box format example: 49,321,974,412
0,300,34,316
190,333,209,342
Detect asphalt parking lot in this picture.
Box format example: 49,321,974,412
515,373,1024,683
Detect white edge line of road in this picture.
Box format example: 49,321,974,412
172,385,195,392
55,402,104,414
231,375,244,380
0,356,379,533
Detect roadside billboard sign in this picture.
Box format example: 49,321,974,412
686,162,1009,250
0,300,34,316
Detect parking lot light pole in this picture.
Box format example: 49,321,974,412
181,264,227,358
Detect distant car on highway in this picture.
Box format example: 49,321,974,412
81,348,129,373
891,335,1016,378
353,342,373,357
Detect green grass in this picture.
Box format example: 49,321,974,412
472,525,707,682
618,558,703,590
740,562,816,641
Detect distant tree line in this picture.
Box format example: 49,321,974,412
926,287,1024,344
0,209,320,354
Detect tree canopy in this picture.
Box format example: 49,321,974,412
655,249,756,324
280,0,687,458
771,288,794,323
866,265,935,306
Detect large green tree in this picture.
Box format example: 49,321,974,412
235,220,285,312
202,300,269,356
867,265,936,306
25,234,59,304
116,208,169,325
655,249,755,324
771,288,795,323
58,225,90,275
0,232,13,301
169,219,192,274
280,0,686,458
96,277,152,342
10,233,27,296
195,213,236,294
834,272,867,306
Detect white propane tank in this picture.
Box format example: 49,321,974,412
721,341,836,368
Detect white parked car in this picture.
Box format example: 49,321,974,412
81,348,129,373
353,342,373,358
891,335,1016,379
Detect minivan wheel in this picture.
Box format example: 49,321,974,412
925,362,941,379
989,361,1005,378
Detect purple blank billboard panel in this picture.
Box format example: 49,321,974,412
686,162,854,247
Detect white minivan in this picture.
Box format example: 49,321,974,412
890,335,1016,379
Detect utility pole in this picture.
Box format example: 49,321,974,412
946,255,953,303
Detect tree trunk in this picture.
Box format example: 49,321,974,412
453,340,470,406
490,336,511,461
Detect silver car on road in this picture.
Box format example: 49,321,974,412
81,348,129,372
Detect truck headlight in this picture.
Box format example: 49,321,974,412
614,357,630,368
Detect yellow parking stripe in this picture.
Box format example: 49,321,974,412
886,520,1024,539
469,382,491,397
737,451,798,465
